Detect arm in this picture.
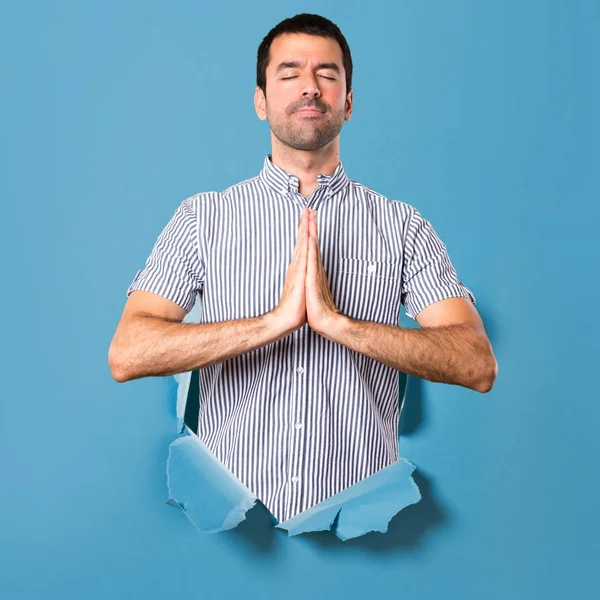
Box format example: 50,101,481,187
317,298,497,393
109,207,312,383
108,291,290,382
305,208,497,393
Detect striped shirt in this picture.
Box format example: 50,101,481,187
126,155,476,523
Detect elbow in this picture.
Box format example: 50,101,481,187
108,345,131,383
473,354,498,394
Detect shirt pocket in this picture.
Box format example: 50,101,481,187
332,257,403,324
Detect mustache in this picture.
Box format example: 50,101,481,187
288,99,328,114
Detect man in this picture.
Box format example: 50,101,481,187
108,13,497,524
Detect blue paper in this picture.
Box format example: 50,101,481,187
166,432,257,532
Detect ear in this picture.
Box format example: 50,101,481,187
344,88,353,121
254,86,267,121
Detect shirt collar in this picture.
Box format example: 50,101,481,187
258,154,349,198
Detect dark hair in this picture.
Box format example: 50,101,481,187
256,13,353,95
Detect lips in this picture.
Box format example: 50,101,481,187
295,108,324,116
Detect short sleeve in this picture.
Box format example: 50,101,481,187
126,197,204,314
401,207,476,321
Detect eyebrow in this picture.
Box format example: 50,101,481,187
274,61,341,75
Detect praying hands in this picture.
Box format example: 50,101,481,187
272,207,341,337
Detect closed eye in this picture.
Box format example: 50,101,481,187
281,75,337,81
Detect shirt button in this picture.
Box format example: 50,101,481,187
291,476,300,483
294,422,303,429
368,264,376,273
296,366,304,374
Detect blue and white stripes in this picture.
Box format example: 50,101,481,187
126,155,476,523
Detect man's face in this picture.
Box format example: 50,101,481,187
255,33,353,151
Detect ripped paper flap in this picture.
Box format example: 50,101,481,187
166,431,257,532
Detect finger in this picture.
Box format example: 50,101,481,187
310,217,327,288
300,226,309,265
309,210,315,239
309,213,321,262
295,210,308,251
308,236,324,301
305,232,312,284
299,211,309,268
301,209,309,246
307,224,316,265
297,208,306,229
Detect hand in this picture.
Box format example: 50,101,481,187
306,209,340,334
271,207,309,334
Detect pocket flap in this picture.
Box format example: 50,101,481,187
338,257,401,280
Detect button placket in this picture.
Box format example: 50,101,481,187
287,327,307,517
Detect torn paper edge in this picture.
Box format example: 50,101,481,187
275,457,421,540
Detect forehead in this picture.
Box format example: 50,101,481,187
268,33,344,71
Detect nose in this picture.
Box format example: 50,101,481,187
300,74,321,98
302,87,321,98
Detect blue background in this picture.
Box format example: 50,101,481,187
1,0,598,598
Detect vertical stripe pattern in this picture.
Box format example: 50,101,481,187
126,155,476,523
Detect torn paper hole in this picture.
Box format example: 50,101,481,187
165,296,421,540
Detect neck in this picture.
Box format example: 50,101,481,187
270,137,341,198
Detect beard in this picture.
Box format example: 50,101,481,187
266,103,346,151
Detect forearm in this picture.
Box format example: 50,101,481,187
322,315,497,393
109,311,289,382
